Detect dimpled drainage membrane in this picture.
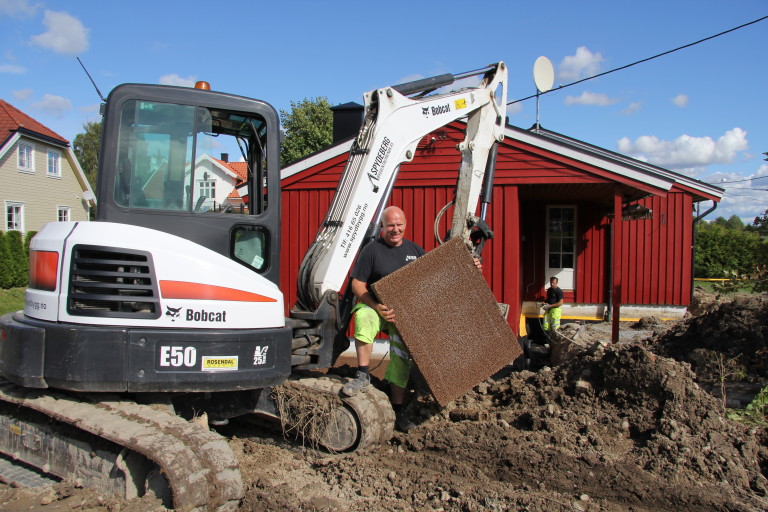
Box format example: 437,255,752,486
372,237,522,406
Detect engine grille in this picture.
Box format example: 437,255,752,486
67,245,161,319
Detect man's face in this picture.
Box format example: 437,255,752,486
381,210,406,247
550,278,558,288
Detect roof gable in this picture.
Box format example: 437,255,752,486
524,125,724,202
0,99,68,148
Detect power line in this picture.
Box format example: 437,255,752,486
508,15,768,106
706,175,768,185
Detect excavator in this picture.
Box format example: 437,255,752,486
0,62,507,510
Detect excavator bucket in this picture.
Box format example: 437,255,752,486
372,237,522,406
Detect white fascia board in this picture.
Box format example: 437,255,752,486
65,147,96,204
0,132,20,161
281,140,354,180
197,154,237,179
506,127,674,193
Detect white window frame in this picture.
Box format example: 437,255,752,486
198,178,216,199
6,202,25,232
47,149,62,178
545,205,577,290
18,142,34,173
57,206,71,222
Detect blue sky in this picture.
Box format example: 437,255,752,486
2,0,767,222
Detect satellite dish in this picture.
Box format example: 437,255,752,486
533,56,555,93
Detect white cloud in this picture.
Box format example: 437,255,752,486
672,94,688,108
507,102,523,116
621,101,642,115
31,93,72,118
564,91,618,106
12,88,32,100
697,164,768,222
0,64,25,74
558,46,604,81
0,0,39,17
30,10,89,56
616,127,749,173
159,74,197,87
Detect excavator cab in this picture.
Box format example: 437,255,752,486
96,84,283,285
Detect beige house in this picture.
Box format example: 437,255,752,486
0,99,95,234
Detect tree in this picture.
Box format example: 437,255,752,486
279,98,333,167
73,120,102,190
750,208,768,237
4,231,26,287
713,215,744,231
0,232,10,289
695,221,766,278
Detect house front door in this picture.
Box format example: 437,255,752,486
545,205,576,290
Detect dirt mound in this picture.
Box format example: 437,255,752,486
227,344,768,512
653,294,768,386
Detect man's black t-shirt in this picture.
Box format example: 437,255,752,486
546,286,564,306
351,238,426,285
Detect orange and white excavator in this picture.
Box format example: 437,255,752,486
0,62,507,509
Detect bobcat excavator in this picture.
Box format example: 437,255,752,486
0,62,507,510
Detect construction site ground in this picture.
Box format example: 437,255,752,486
1,288,767,511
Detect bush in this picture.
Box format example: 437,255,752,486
24,231,36,257
0,230,31,289
695,222,768,278
0,232,11,288
5,231,27,287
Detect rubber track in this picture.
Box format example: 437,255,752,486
0,380,242,512
290,375,395,450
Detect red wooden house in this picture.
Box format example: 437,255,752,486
279,113,723,338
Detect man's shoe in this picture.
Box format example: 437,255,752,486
395,410,416,432
341,371,370,397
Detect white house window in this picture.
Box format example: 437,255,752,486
57,206,70,222
47,150,62,177
198,178,216,199
18,142,34,172
6,202,24,232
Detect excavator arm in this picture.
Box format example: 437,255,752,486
296,62,508,311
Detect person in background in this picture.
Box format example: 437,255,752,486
542,276,564,333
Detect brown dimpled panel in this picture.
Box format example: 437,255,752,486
372,237,522,406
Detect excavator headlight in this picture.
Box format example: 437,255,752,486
29,250,59,291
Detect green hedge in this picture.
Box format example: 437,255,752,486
0,230,35,289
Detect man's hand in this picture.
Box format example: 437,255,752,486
473,257,483,271
376,303,396,322
542,304,550,311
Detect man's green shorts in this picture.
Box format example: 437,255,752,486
543,306,561,331
352,303,412,389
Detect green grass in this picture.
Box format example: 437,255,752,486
693,279,755,295
0,287,26,316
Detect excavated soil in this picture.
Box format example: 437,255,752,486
1,291,768,512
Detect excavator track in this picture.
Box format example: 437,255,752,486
286,375,395,452
0,379,242,512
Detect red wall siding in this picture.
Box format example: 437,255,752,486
575,203,609,304
619,191,693,306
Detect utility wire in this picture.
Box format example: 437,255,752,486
707,175,768,185
508,15,768,106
